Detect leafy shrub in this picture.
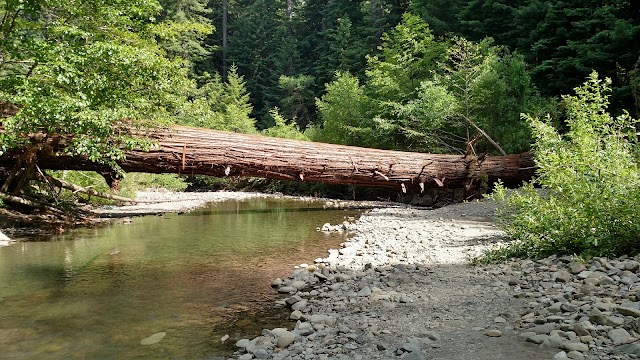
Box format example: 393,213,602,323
487,72,640,261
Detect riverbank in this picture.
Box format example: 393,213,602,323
227,199,640,360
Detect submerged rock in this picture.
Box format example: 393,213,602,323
140,332,166,345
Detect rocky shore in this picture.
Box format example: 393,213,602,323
226,199,640,360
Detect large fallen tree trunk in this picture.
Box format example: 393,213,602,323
0,126,536,193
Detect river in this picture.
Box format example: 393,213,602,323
0,197,361,359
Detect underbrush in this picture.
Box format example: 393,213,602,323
482,72,640,263
48,171,187,204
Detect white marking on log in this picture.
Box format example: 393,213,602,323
373,171,389,181
434,177,445,187
401,183,406,193
182,144,186,170
225,166,231,176
299,173,304,181
419,182,425,193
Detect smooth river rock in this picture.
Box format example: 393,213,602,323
140,332,166,345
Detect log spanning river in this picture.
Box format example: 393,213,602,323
0,197,361,359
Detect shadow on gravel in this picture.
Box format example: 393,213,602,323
374,263,559,360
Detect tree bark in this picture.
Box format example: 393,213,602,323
0,126,536,193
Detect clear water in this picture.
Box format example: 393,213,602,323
0,197,360,359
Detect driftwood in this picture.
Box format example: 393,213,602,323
45,176,136,203
0,192,66,216
0,126,536,193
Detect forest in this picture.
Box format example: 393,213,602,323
1,0,639,162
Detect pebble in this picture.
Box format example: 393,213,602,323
227,201,640,360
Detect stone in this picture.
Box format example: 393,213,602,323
400,351,427,360
578,336,593,343
606,316,625,327
540,335,564,348
597,276,616,286
235,338,250,348
553,351,569,359
561,342,589,352
276,330,296,348
569,263,587,274
554,271,572,283
526,334,549,344
290,310,303,320
561,303,579,313
546,315,566,323
614,343,640,356
297,322,314,336
253,348,270,359
140,332,166,345
310,314,337,326
277,286,295,294
608,328,633,344
291,300,308,311
238,354,253,360
589,309,607,326
621,301,640,310
271,278,283,287
576,271,593,279
423,331,440,341
493,316,507,323
285,295,303,305
291,281,307,290
356,286,372,297
485,330,502,337
307,265,317,272
547,302,563,314
529,323,561,334
566,350,585,359
617,306,640,317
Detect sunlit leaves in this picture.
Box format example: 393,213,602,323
489,72,640,261
0,0,195,170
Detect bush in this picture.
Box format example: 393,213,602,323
486,72,640,261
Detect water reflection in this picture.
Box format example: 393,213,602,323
0,198,360,359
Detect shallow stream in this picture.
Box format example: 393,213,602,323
0,197,361,359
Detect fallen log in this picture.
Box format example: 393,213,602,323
0,126,536,193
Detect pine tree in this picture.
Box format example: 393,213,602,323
156,0,214,70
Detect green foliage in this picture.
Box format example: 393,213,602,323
487,72,640,261
311,72,381,148
118,172,187,198
0,0,193,168
436,37,537,154
278,74,316,129
48,171,186,203
226,0,297,123
366,13,446,103
155,0,214,67
174,65,255,133
313,13,539,154
261,108,309,141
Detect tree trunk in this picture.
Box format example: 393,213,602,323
0,126,536,193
